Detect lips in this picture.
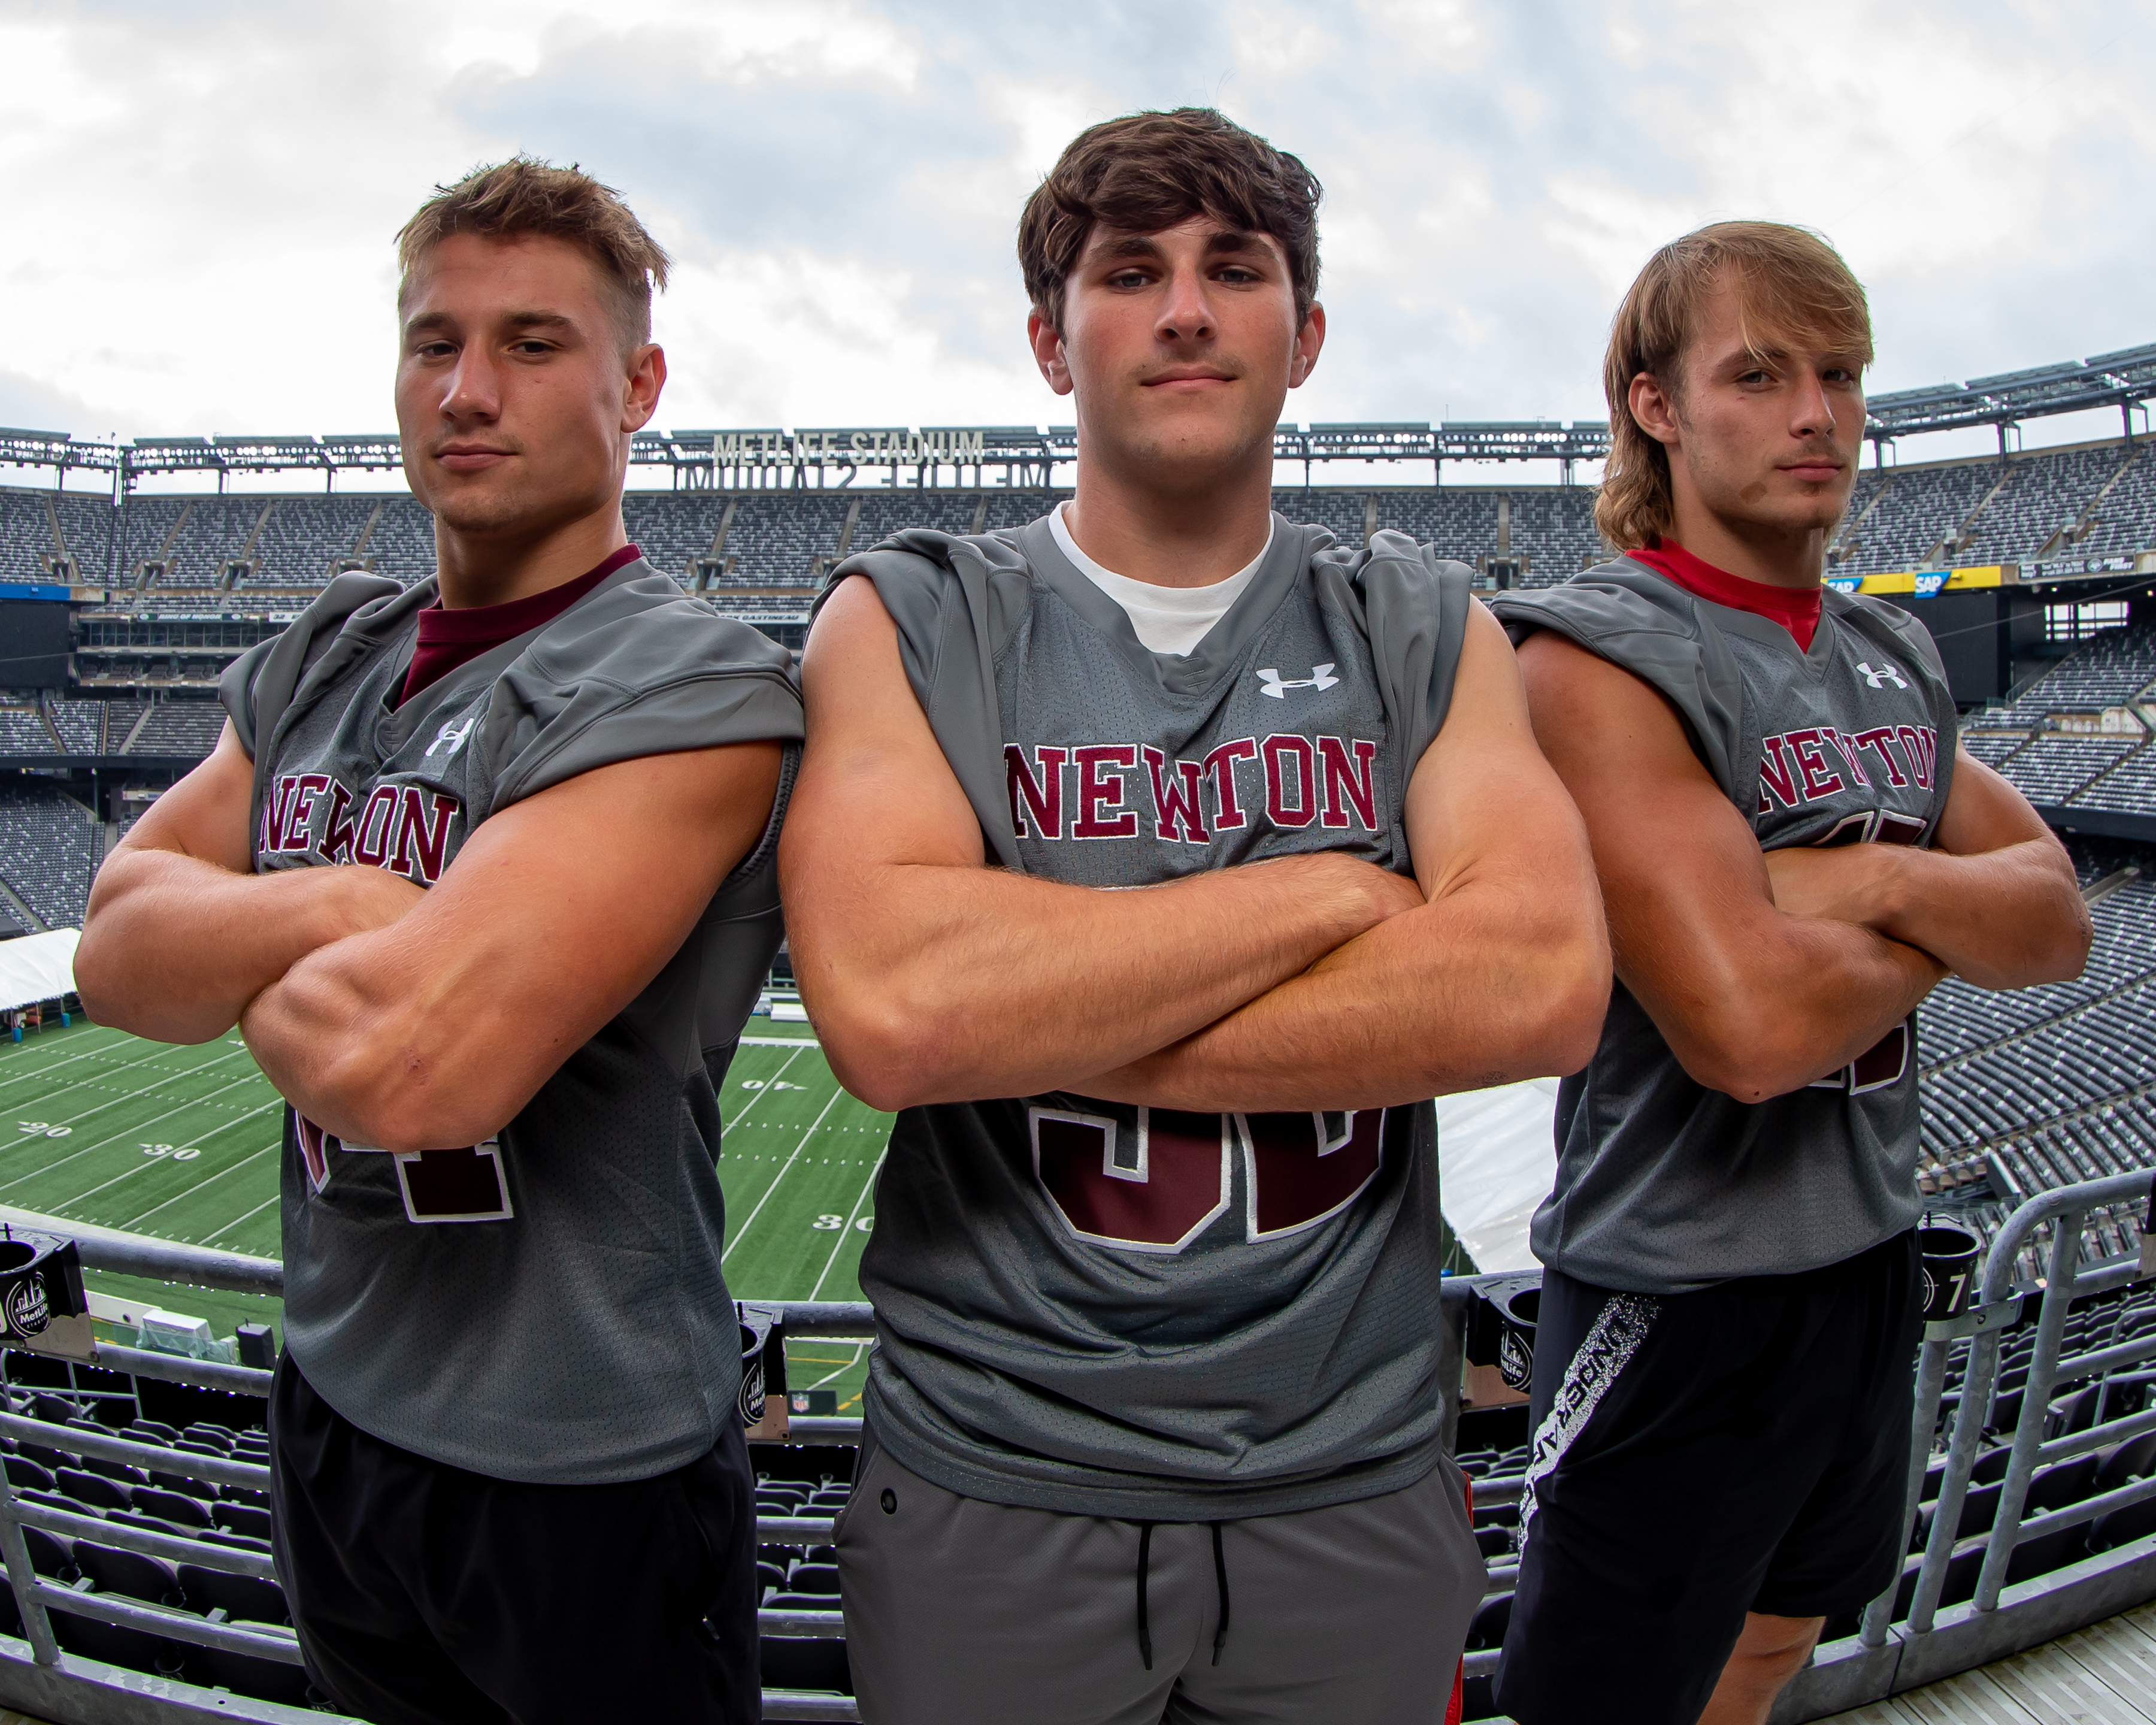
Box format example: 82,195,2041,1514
435,446,512,472
1143,370,1236,389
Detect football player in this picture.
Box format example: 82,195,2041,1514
780,108,1610,1723
1489,222,2091,1725
75,160,801,1723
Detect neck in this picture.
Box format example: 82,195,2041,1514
1662,498,1828,592
433,506,629,610
1061,440,1276,589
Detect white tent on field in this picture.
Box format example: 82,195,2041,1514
0,927,80,1015
1436,1076,1559,1274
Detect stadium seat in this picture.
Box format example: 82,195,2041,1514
126,1421,179,1445
1467,1591,1512,1651
219,1485,271,1509
49,1605,187,1681
2097,1433,2156,1494
757,1560,789,1599
2026,1454,2099,1513
2090,1490,2156,1551
56,1468,131,1512
172,1440,226,1460
2003,1525,2087,1585
14,1440,67,1473
183,1425,237,1450
73,1542,183,1608
19,1488,92,1521
1971,1446,2013,1487
1475,1526,1513,1559
176,1564,288,1626
787,1563,840,1596
194,1642,310,1708
21,1526,75,1580
199,1530,271,1556
760,1630,851,1697
83,1456,149,1487
213,1503,272,1540
4,1456,54,1493
149,1470,217,1502
765,1591,843,1612
132,1486,213,1530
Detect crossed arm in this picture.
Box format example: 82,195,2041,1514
1516,632,2090,1104
77,722,782,1153
777,577,1610,1115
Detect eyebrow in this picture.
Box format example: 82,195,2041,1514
1092,229,1275,264
402,309,577,338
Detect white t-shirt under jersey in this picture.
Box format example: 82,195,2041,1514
1050,503,1271,657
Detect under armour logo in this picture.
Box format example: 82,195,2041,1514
425,713,478,759
1856,661,1909,691
1256,664,1340,699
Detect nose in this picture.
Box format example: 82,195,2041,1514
1790,371,1836,440
440,344,501,425
1155,264,1216,346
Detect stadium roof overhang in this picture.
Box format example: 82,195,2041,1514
5,340,2152,488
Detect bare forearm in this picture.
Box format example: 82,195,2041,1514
1648,913,1945,1103
76,851,412,1045
1082,882,1608,1112
1874,842,2091,988
795,852,1408,1110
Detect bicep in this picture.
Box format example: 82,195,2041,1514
1403,603,1594,901
1934,746,2055,857
781,575,987,891
105,724,256,875
1515,631,1778,1006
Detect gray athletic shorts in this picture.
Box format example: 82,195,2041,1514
834,1431,1485,1724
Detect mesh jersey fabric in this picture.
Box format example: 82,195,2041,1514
220,559,803,1483
1489,558,1958,1294
819,512,1474,1520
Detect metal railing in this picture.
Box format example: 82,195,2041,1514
1862,1171,2156,1648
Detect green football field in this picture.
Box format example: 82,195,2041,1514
0,1018,889,1416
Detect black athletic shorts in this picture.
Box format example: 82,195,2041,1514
1494,1228,1921,1725
269,1355,760,1725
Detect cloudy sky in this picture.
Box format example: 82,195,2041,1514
1,0,2150,474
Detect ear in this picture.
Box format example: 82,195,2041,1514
1027,309,1074,397
1627,371,1681,449
1288,302,1326,389
622,344,667,433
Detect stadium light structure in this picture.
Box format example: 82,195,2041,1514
1,340,2151,492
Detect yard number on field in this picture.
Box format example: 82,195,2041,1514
741,1080,807,1091
811,1216,874,1231
140,1143,201,1161
16,1122,68,1137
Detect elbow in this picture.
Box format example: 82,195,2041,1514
1668,1001,1822,1104
808,987,953,1113
1524,945,1613,1079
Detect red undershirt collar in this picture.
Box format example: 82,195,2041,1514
398,544,641,707
1627,539,1822,653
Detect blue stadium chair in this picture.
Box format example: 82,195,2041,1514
199,1530,271,1556
787,1563,840,1596
761,1632,851,1697
82,1456,149,1487
1467,1591,1512,1651
132,1486,213,1530
2026,1454,2099,1514
764,1591,843,1612
20,1526,75,1579
2090,1495,2156,1551
2003,1525,2087,1585
56,1467,131,1512
1475,1526,1513,1559
126,1421,179,1445
212,1502,272,1540
756,1560,789,1599
175,1564,287,1626
805,1488,851,1510
183,1425,237,1450
4,1455,54,1493
19,1488,92,1522
14,1440,67,1473
149,1470,216,1502
2097,1432,2156,1494
73,1542,182,1608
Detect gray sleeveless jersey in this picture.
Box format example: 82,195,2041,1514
219,560,803,1484
1490,558,1958,1294
826,513,1474,1520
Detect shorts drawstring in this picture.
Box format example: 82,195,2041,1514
1135,1523,1156,1670
1209,1521,1231,1665
1132,1521,1233,1671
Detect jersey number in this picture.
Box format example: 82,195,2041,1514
1031,1105,1385,1254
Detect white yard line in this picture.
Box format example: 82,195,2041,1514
117,1134,281,1230
722,1088,843,1264
808,1146,885,1302
4,1042,253,1140
721,1045,808,1134
0,1027,132,1088
802,1343,867,1392
2,1039,244,1130
739,1036,819,1048
199,1190,281,1246
9,1081,277,1200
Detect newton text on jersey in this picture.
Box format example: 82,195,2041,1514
260,773,459,885
1006,734,1382,845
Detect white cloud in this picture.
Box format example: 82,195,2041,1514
0,0,2147,454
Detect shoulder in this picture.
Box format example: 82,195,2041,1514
1488,557,1708,652
520,567,799,694
219,571,413,758
814,524,1040,670
482,565,802,810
